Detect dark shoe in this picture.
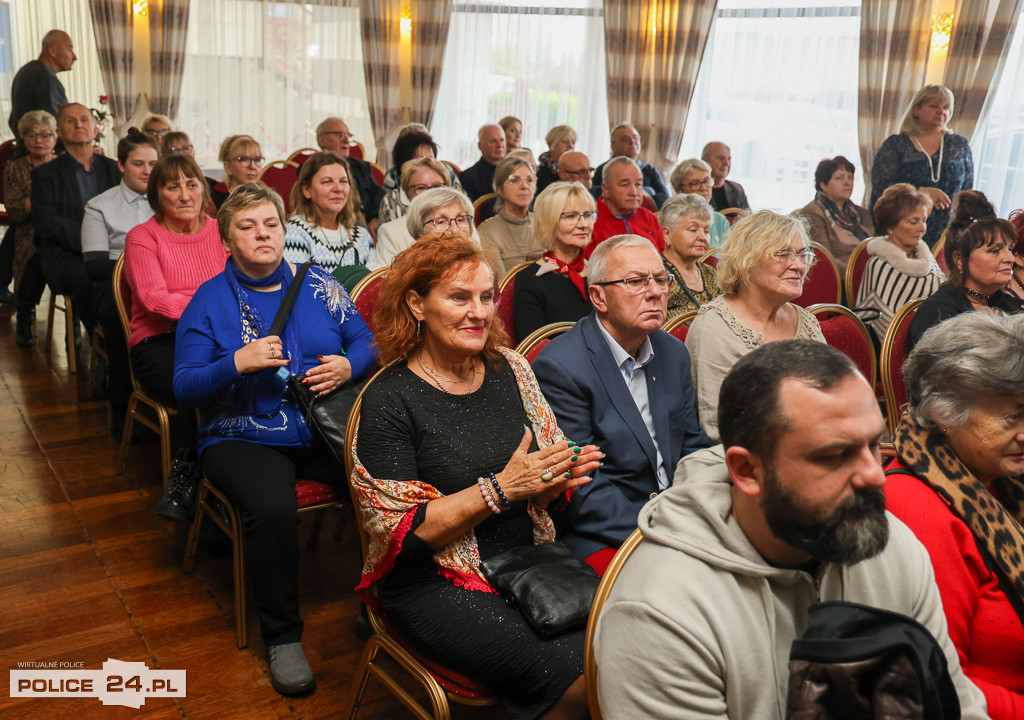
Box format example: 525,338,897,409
0,286,14,304
15,305,35,348
354,603,374,640
267,642,315,696
91,355,108,398
154,452,199,524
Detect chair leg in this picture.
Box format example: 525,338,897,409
116,394,139,474
230,501,247,649
307,508,327,549
181,483,208,575
63,295,76,374
45,292,55,346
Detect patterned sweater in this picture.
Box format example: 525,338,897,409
283,215,375,273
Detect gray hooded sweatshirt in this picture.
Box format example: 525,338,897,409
594,445,989,719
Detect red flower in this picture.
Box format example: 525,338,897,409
98,94,109,105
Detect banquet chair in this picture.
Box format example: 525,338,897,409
880,299,923,436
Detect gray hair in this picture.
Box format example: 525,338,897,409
492,155,534,212
588,234,659,285
406,187,474,239
905,312,1024,430
315,116,346,135
659,193,712,230
17,109,56,136
670,158,712,193
610,122,638,138
601,156,640,187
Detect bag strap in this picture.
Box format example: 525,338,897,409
269,261,313,336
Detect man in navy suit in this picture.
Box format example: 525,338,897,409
533,234,709,571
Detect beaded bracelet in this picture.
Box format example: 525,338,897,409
488,472,511,510
478,478,502,514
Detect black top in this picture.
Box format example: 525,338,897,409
9,60,67,157
512,262,591,341
458,158,497,202
907,282,1024,354
347,157,384,222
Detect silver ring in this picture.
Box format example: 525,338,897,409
541,470,555,482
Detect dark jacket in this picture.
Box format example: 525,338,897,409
710,179,749,211
31,152,121,254
907,282,1024,355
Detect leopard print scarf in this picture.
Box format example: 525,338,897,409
894,412,1024,616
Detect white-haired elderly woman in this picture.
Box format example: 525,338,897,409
369,180,482,270
536,124,577,193
685,211,825,440
658,194,722,318
512,181,595,339
871,85,973,248
479,155,543,277
669,158,731,247
886,312,1024,719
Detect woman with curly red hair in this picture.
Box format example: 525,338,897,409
350,236,602,720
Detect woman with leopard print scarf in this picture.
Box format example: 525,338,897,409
885,311,1024,719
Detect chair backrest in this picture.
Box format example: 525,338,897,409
794,242,842,308
584,528,644,720
515,321,576,363
662,310,698,343
112,255,146,394
700,247,720,268
845,239,871,305
368,161,386,188
287,147,318,165
348,140,365,161
0,139,14,205
258,160,299,214
495,261,533,347
640,193,657,213
474,192,497,226
442,159,462,176
718,207,745,225
806,303,877,389
932,232,949,277
350,267,388,333
880,298,923,435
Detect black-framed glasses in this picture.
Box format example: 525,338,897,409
23,131,55,140
169,144,193,154
409,182,447,194
684,178,713,189
425,214,471,232
593,273,674,293
234,155,265,167
559,211,596,223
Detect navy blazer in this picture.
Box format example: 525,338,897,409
31,152,121,255
533,312,710,559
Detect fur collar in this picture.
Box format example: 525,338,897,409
866,236,938,278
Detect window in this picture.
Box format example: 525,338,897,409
430,0,609,168
178,0,373,165
677,0,863,212
973,10,1024,216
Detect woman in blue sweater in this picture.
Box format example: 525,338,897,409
173,183,374,696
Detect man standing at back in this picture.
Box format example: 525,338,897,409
316,116,383,235
9,30,76,157
458,123,506,202
594,340,988,719
586,157,663,258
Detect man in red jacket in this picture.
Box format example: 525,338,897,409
586,156,662,258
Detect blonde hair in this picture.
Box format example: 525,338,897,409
218,134,261,163
399,157,451,195
142,113,173,131
545,124,577,149
17,109,56,136
717,210,811,295
533,181,595,252
899,85,955,136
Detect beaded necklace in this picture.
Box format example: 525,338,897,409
911,134,944,184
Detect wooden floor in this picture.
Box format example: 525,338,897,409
0,297,503,720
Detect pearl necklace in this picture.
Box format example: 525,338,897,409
910,134,944,184
416,353,477,395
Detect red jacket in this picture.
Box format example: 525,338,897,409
585,197,664,258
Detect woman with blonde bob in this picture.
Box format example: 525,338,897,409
212,134,265,209
685,210,825,440
512,181,595,339
479,155,542,276
537,124,577,192
871,85,973,247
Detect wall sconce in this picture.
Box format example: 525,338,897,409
931,13,954,53
400,6,412,35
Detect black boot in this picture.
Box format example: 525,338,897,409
155,449,200,523
15,304,35,348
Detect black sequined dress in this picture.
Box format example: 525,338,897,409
357,360,584,720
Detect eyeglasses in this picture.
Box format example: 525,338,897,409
594,273,674,293
409,182,447,194
234,156,265,167
771,248,815,264
683,178,713,189
562,167,595,177
168,144,193,154
321,131,354,141
146,129,169,138
425,214,471,232
23,131,55,140
505,174,536,186
559,211,596,223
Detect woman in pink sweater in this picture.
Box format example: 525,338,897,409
124,154,228,522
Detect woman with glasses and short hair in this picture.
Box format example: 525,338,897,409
658,194,722,318
669,158,731,248
512,181,595,339
479,156,542,276
212,134,265,209
685,210,825,441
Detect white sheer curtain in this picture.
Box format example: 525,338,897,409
177,0,373,165
678,0,863,212
2,0,107,135
973,8,1024,215
430,0,609,168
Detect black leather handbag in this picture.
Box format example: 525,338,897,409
480,541,600,638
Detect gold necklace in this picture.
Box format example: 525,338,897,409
416,353,477,395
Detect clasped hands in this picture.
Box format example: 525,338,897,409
233,334,352,395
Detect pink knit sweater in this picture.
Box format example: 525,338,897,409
123,215,228,347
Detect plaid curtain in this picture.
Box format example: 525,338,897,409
88,0,136,130
360,0,402,166
410,0,453,129
604,0,654,146
943,0,1024,143
149,0,190,119
858,0,932,197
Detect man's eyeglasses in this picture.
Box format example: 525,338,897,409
425,214,471,232
593,273,674,293
321,131,354,141
559,211,596,223
169,144,193,154
771,248,815,264
23,131,54,140
410,182,447,194
234,156,265,167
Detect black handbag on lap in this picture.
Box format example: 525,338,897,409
480,541,600,638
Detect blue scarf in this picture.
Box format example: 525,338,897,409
223,258,306,417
